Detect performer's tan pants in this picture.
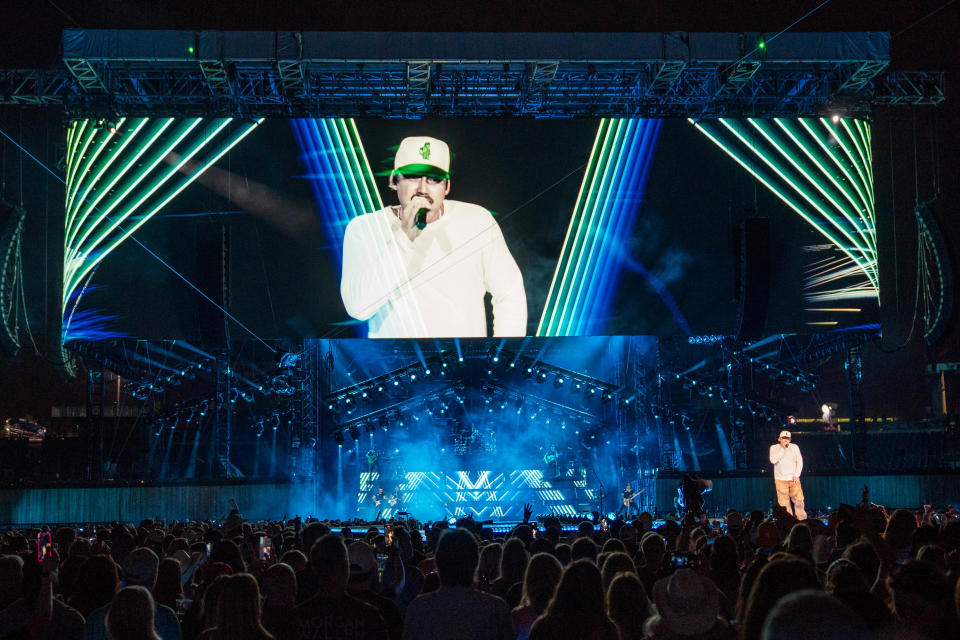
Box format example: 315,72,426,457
775,479,807,520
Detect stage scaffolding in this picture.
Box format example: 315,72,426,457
0,30,944,118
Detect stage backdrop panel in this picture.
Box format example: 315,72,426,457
0,480,322,525
656,473,959,513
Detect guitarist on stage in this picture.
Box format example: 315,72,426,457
617,483,643,518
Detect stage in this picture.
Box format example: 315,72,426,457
1,471,956,527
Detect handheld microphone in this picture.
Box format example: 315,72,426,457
415,208,428,230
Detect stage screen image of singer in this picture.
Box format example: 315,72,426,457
62,116,880,344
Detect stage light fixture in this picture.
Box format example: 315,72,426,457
523,366,534,379
536,371,548,383
349,425,360,440
601,390,613,402
364,422,375,435
554,375,565,387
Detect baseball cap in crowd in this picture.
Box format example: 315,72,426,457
347,541,377,582
394,136,451,179
779,430,792,439
122,547,160,586
653,568,721,635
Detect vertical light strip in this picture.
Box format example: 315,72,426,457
537,118,661,336
538,121,608,335
62,117,264,342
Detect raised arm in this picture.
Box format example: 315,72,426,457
769,443,787,465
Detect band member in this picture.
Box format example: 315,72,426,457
769,429,806,520
543,444,560,477
617,483,642,518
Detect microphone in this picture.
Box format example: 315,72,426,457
415,208,428,230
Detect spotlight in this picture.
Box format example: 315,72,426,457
554,375,565,387
349,425,360,440
523,366,534,379
364,422,376,435
601,390,613,402
334,431,344,445
536,371,548,384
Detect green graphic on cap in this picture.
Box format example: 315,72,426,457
419,142,430,160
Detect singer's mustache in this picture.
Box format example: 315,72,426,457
414,193,434,203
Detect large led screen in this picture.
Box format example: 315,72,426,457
63,117,879,343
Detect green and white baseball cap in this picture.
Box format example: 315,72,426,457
394,136,450,179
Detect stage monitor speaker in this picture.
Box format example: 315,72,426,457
735,218,771,341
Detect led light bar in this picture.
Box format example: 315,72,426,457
538,118,661,336
61,117,263,342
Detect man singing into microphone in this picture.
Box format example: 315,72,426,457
340,136,527,338
769,430,806,520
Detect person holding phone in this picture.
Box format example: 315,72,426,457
769,430,807,520
341,136,527,338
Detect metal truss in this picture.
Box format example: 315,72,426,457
0,64,944,118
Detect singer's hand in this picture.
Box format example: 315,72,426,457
399,196,431,241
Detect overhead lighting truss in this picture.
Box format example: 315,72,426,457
0,31,943,117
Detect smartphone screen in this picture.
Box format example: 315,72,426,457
37,532,52,563
258,536,273,563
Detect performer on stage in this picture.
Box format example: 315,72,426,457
543,444,560,478
341,136,527,338
372,487,389,520
617,483,642,518
769,429,806,520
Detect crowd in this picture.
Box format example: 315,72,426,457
0,499,959,640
